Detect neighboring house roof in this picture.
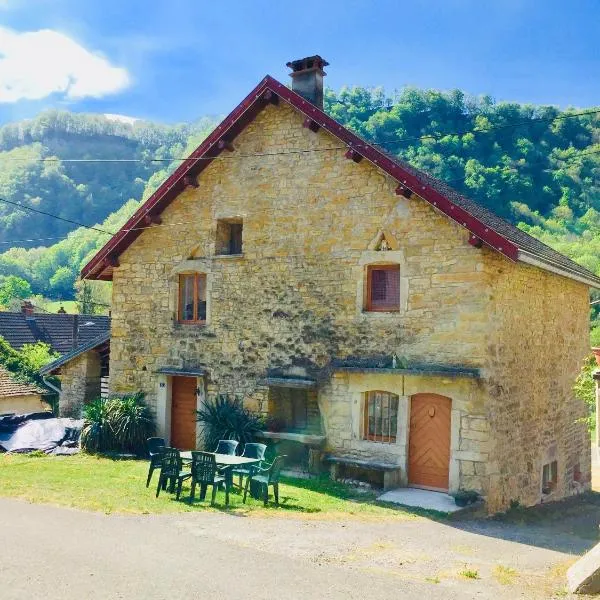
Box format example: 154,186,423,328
0,366,47,397
80,75,600,289
39,331,110,376
0,312,110,354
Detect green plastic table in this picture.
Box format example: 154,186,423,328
179,452,260,497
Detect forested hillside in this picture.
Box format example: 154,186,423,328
0,87,598,305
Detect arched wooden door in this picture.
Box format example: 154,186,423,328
408,393,451,491
170,376,197,450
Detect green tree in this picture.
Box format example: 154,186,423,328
0,275,32,306
19,342,59,371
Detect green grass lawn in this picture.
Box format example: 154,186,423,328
0,453,418,519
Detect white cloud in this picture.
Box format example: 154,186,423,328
0,27,130,103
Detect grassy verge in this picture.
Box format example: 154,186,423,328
0,453,418,519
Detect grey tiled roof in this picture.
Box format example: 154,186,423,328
391,155,600,285
0,312,110,354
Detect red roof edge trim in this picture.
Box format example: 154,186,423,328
81,77,274,279
264,78,519,262
81,74,519,281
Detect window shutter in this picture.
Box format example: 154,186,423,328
367,265,400,310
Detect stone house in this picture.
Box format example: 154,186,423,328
40,332,110,417
0,366,51,415
81,56,599,512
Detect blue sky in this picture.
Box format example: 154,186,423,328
0,0,597,124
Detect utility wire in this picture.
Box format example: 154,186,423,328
0,197,115,236
0,146,598,249
0,108,598,164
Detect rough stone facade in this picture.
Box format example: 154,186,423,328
107,101,591,511
58,350,102,417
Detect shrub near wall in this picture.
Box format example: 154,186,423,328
81,393,155,455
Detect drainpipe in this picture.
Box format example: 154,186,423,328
42,376,62,416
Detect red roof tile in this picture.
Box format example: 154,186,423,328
0,366,46,398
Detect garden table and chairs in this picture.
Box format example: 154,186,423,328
149,438,285,507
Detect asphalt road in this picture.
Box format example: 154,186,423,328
0,498,443,600
0,496,593,599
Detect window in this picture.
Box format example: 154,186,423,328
363,391,399,443
542,460,557,494
178,273,206,323
366,264,400,311
216,218,243,255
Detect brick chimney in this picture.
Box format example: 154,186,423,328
21,300,34,319
286,55,329,109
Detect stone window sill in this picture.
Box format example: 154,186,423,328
214,253,244,260
359,310,402,318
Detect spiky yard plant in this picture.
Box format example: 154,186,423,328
106,393,154,455
81,393,154,455
196,394,265,451
80,397,109,453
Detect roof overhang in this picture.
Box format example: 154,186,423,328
40,331,110,375
155,367,208,377
518,250,600,289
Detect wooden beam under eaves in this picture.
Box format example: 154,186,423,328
217,139,234,152
262,90,279,105
183,175,199,188
303,117,320,132
345,148,362,163
143,214,162,226
395,185,413,199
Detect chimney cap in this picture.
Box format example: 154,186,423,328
286,55,329,74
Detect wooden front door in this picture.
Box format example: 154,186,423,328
408,393,451,491
170,376,197,450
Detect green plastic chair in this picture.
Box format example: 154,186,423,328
155,447,191,500
231,443,267,488
190,451,230,506
214,439,239,455
146,437,165,487
243,455,286,506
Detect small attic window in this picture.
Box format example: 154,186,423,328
216,218,243,255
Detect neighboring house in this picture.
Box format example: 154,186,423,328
0,301,110,353
40,332,110,418
80,56,599,512
0,301,111,417
0,365,50,415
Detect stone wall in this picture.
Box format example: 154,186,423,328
58,350,102,417
482,253,591,512
110,102,489,403
107,99,592,510
319,371,485,492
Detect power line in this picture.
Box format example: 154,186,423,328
0,108,598,164
0,146,598,250
0,197,115,236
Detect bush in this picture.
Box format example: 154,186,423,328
196,394,265,451
81,393,154,455
574,354,597,433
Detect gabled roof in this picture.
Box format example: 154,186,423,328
0,366,47,398
80,76,600,288
0,312,110,354
40,331,110,376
